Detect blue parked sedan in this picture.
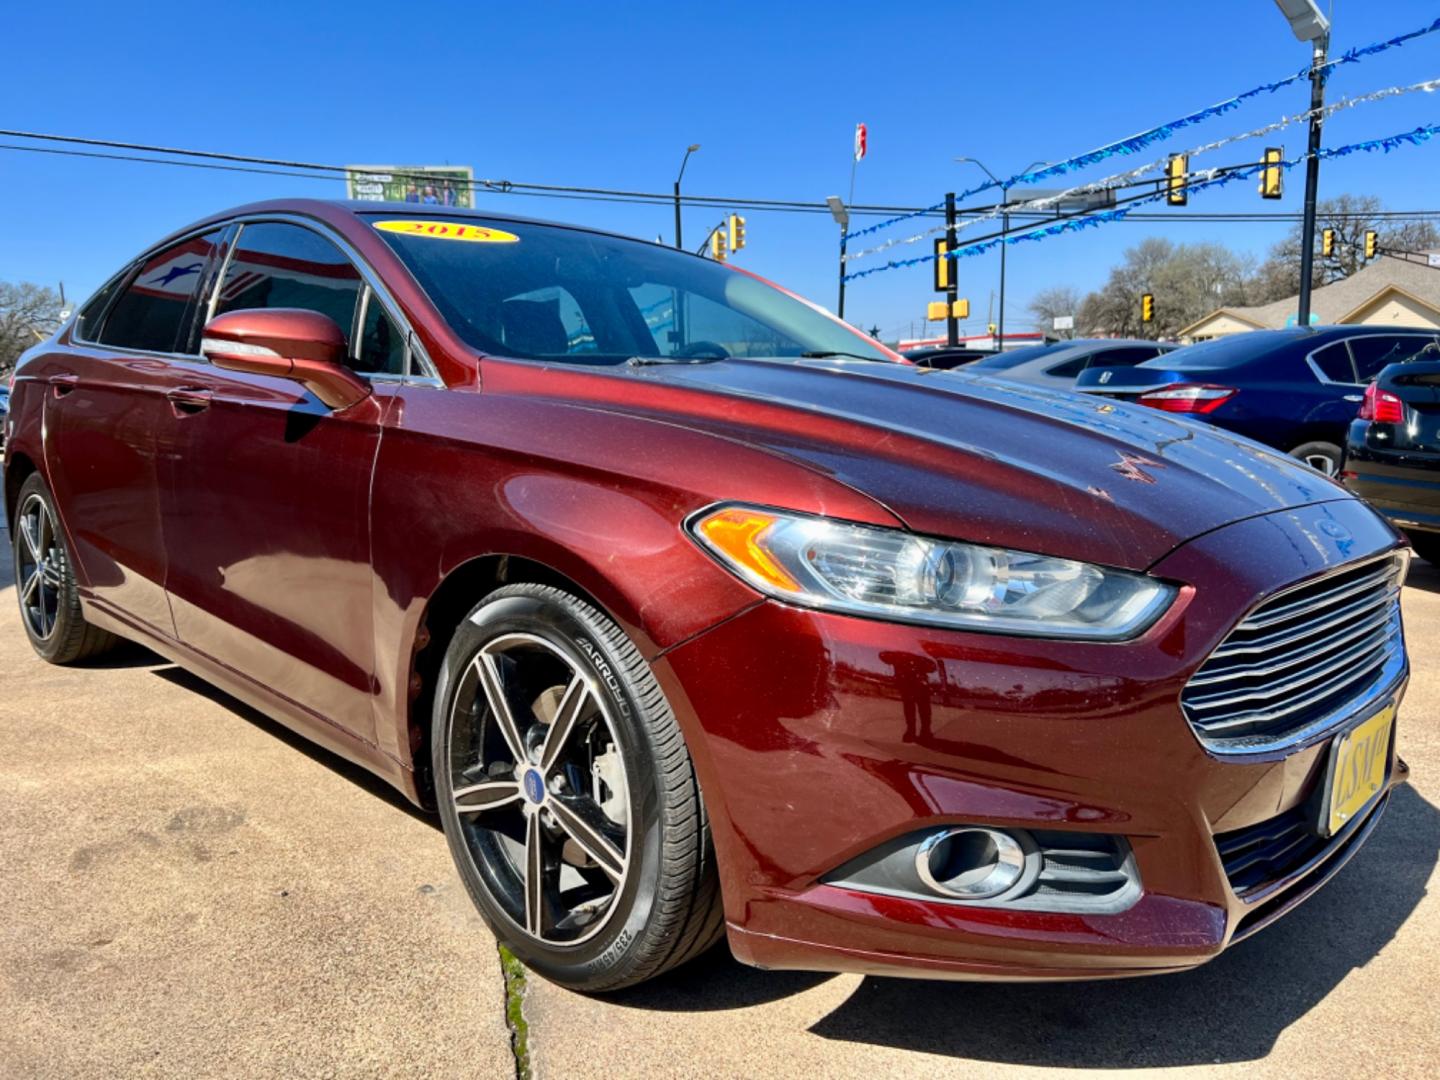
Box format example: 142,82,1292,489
1074,326,1440,475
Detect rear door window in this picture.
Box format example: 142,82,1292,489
1349,335,1438,383
1311,342,1357,384
98,230,225,353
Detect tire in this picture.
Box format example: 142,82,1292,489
432,583,723,992
1408,531,1440,566
1289,440,1344,477
10,473,119,664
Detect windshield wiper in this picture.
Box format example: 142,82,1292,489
625,355,725,366
800,350,881,361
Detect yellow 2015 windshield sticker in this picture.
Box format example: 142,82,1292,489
374,220,519,243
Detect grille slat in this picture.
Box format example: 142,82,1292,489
1182,554,1406,751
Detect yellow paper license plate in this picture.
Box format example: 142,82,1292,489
1325,704,1394,837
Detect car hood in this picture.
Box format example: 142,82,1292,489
586,357,1352,571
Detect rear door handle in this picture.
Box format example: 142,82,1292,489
1343,394,1364,402
166,386,213,415
48,373,79,397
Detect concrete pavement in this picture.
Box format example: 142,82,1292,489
2,511,1438,1078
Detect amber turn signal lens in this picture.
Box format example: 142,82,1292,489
693,508,801,593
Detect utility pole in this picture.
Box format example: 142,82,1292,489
673,144,700,250
945,192,958,346
1296,36,1327,325
826,196,850,320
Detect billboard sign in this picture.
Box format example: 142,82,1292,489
345,165,475,209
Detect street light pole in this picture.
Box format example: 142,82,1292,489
1296,35,1328,325
826,196,850,320
673,144,700,250
1273,0,1331,325
955,158,1046,350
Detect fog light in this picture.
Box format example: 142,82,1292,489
915,827,1026,900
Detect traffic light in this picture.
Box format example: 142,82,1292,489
1260,147,1283,199
953,298,970,320
727,214,746,253
1166,155,1188,207
1322,228,1335,257
933,239,951,292
1364,230,1378,260
710,228,728,262
1141,293,1155,323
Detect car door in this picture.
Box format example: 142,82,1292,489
156,219,410,742
42,228,229,637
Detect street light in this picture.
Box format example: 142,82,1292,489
1272,0,1330,325
826,195,850,319
673,144,701,250
954,157,1047,350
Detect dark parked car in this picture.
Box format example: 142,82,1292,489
5,200,1411,991
901,345,997,370
1344,347,1440,564
0,380,10,451
1076,326,1440,476
968,338,1177,389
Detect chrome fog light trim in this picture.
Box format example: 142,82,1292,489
915,827,1027,900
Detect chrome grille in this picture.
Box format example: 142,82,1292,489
1182,554,1406,752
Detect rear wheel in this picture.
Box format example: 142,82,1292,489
11,473,118,664
1289,440,1344,477
1408,531,1440,566
432,583,723,991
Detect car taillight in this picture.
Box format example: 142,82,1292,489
1359,382,1405,423
1136,383,1237,414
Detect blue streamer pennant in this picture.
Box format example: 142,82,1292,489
844,15,1440,243
842,124,1440,283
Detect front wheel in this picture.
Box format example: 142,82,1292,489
11,473,118,664
1289,440,1344,477
432,583,723,991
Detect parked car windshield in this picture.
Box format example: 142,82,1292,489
368,216,895,365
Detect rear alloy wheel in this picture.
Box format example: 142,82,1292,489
11,473,118,664
433,584,723,991
1289,440,1344,477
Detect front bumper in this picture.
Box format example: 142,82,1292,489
655,498,1409,980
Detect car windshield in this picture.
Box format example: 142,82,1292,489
968,343,1071,371
368,216,895,365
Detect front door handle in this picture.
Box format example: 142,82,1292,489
166,386,213,415
48,373,79,397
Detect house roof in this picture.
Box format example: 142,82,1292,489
1179,256,1440,337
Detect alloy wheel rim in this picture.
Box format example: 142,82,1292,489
1304,453,1339,476
15,494,63,641
447,632,632,947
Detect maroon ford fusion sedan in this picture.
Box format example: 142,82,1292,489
5,200,1410,991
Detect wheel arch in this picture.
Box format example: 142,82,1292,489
4,450,39,529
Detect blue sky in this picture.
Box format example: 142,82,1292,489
4,0,1439,342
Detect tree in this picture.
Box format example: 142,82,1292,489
0,281,65,377
1077,238,1250,339
1249,194,1440,303
1027,286,1082,339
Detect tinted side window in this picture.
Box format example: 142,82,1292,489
1349,335,1437,383
356,288,408,376
1311,342,1356,383
75,270,131,342
1087,347,1158,369
215,223,362,353
1046,355,1089,378
99,231,224,353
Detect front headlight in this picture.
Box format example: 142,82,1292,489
688,504,1175,641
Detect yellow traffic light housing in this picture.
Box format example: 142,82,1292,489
953,298,969,320
728,214,746,253
1166,155,1188,207
1141,293,1155,323
1322,228,1335,257
710,228,728,262
927,301,948,321
1364,230,1378,260
933,239,951,292
1260,147,1283,200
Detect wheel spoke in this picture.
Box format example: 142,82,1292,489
549,796,625,883
453,778,522,815
20,513,41,561
475,652,529,766
20,569,40,606
539,674,589,775
524,812,546,937
34,506,50,556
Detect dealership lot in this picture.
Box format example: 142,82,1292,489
2,512,1438,1079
